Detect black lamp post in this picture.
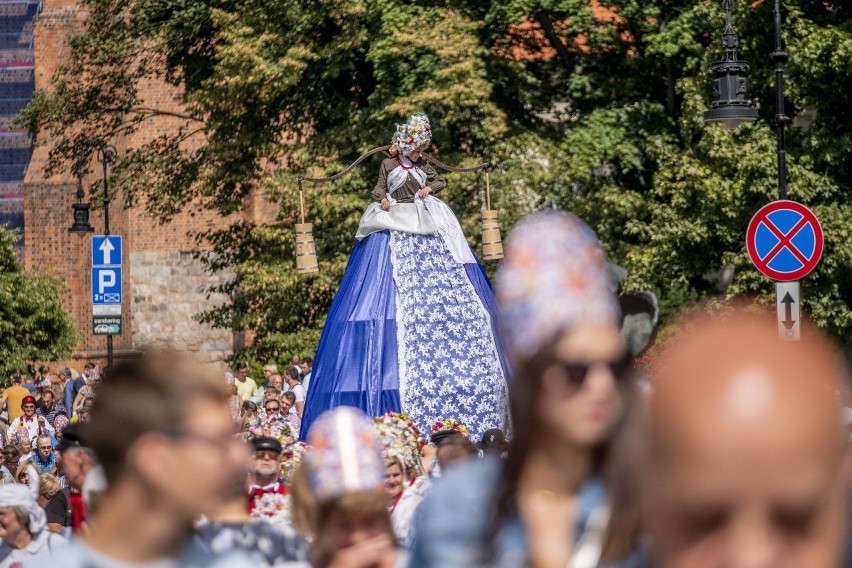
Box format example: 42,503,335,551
67,145,118,367
704,0,759,129
97,143,117,368
705,0,789,201
68,166,94,236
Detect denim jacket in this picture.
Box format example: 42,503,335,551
408,457,645,568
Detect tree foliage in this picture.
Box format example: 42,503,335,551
0,229,80,377
19,0,852,359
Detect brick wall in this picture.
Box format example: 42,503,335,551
23,0,269,366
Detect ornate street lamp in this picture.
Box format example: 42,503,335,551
704,0,759,129
68,168,94,236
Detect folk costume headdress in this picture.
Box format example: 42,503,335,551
374,411,425,477
495,211,620,368
304,407,386,502
391,113,432,157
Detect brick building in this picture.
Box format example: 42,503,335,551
22,0,276,366
0,0,37,256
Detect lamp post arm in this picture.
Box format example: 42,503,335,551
299,146,490,185
772,0,788,200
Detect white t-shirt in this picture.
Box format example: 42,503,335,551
286,384,306,416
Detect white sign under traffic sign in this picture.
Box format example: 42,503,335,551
776,281,800,341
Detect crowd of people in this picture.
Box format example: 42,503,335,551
0,210,849,568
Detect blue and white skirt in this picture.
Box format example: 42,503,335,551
301,198,510,440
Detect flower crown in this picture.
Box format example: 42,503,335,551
375,411,425,473
280,441,307,484
392,112,432,156
431,418,469,437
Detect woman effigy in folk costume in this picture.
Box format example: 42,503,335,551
302,113,510,440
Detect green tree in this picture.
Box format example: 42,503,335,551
0,228,80,378
19,0,852,359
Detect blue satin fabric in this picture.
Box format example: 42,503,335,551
302,231,401,436
301,231,510,437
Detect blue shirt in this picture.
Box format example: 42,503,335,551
408,457,645,568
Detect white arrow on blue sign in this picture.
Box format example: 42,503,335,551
92,235,122,267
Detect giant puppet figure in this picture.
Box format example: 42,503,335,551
302,114,509,439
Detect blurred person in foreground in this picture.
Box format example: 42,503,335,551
56,424,96,532
37,352,254,567
639,307,851,568
291,407,403,568
196,467,311,567
410,211,642,567
0,464,66,565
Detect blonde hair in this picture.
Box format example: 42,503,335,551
39,473,61,500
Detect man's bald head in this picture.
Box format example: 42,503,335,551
642,307,850,568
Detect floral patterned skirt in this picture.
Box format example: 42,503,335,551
301,229,509,441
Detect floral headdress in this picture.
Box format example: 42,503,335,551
304,407,386,501
495,211,620,368
392,112,432,156
280,441,307,484
431,418,469,437
245,411,295,448
374,411,425,476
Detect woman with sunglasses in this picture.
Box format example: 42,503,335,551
410,211,642,567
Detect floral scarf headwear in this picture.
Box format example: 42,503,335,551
304,407,386,502
53,414,70,433
392,112,432,156
374,411,425,477
495,211,620,369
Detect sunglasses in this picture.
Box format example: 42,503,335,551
253,450,279,460
556,353,634,390
265,406,280,412
38,446,53,451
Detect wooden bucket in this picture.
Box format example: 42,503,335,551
295,223,319,274
481,210,504,261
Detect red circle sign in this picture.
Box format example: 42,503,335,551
746,200,823,281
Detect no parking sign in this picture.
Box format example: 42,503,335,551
746,200,823,282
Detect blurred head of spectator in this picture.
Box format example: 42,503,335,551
640,307,851,568
478,428,508,457
263,364,279,380
0,465,54,555
292,407,397,568
37,473,61,508
79,351,249,562
280,392,296,415
235,363,249,383
284,366,300,387
57,424,94,492
269,373,284,391
2,447,21,476
300,358,312,376
436,433,476,470
249,437,282,489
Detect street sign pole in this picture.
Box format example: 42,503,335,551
775,281,800,341
746,200,823,343
92,234,122,366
